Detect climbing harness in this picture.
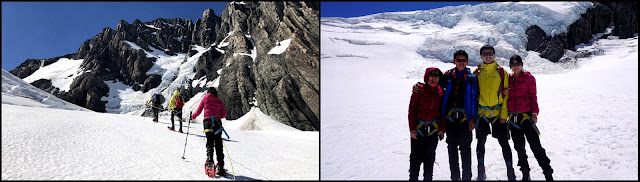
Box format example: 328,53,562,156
416,118,439,137
446,108,466,123
479,104,502,124
507,112,540,136
203,116,230,139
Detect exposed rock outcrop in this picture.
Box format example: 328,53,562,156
527,2,637,62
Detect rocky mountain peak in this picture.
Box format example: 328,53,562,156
11,2,319,131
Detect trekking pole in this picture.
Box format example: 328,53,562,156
222,140,236,180
181,112,192,159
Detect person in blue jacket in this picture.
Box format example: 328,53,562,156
413,50,479,180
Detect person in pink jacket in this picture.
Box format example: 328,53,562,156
191,87,228,176
506,55,553,181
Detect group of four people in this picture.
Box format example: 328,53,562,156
408,45,553,181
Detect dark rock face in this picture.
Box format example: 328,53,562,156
527,2,637,62
193,9,221,47
65,73,109,112
193,48,224,81
601,2,638,39
567,18,592,49
211,1,319,130
9,54,75,79
525,25,547,51
30,79,61,96
537,36,566,64
142,74,162,92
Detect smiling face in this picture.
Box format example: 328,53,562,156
427,75,440,87
481,50,495,64
510,60,523,74
453,55,468,71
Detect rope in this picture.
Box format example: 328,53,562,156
223,140,236,180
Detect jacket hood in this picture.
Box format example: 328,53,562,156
424,67,442,82
174,90,180,96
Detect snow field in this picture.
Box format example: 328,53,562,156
1,104,318,180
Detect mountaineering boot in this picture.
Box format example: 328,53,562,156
507,167,516,181
206,148,214,165
521,168,531,181
477,165,486,181
543,169,554,181
216,165,227,176
205,160,214,169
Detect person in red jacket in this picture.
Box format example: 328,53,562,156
506,55,553,181
191,87,228,176
408,67,446,181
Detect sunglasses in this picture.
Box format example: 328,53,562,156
509,62,523,67
454,58,468,62
481,52,494,57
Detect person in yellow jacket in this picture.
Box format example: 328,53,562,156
168,90,185,133
473,45,514,180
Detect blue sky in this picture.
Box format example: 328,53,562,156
2,2,228,71
321,2,490,18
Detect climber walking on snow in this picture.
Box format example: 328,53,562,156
192,87,228,176
146,93,165,123
168,90,185,133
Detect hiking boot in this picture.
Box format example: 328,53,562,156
477,165,486,181
205,160,214,169
507,167,516,181
217,166,227,176
543,169,553,181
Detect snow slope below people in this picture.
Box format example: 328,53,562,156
2,69,88,111
320,2,638,180
2,103,318,180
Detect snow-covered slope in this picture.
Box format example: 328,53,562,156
1,105,318,180
101,43,214,117
321,2,637,180
3,63,317,179
2,69,88,111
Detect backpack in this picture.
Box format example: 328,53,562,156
175,95,184,108
474,66,505,98
152,93,165,105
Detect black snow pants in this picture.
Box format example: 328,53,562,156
170,107,183,129
409,133,439,181
509,112,553,174
204,118,224,168
446,116,473,180
476,116,513,170
153,107,159,121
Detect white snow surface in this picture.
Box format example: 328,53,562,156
2,69,88,111
267,39,292,55
2,104,317,180
321,2,638,179
21,58,84,92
